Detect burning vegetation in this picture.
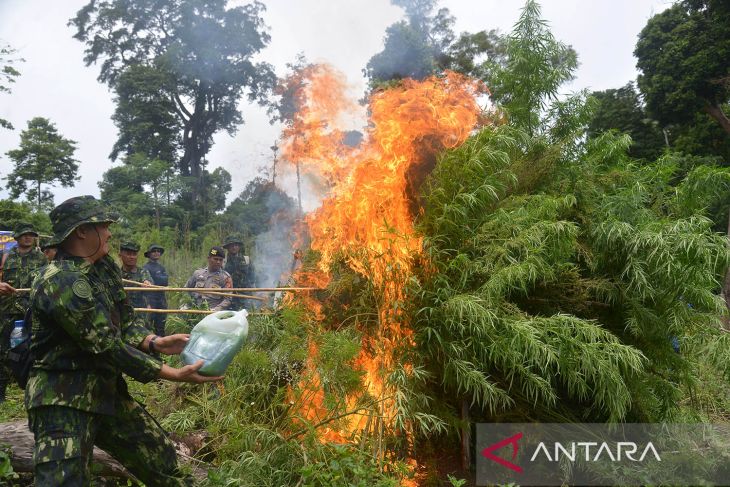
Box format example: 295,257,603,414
277,65,488,452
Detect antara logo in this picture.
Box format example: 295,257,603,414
481,432,523,473
530,441,661,462
481,433,662,473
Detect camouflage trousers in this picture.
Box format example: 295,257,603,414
28,400,193,487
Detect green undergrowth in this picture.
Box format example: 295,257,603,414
130,307,409,486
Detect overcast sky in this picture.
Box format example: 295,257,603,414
0,0,671,207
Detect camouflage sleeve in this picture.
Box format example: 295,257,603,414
41,272,161,383
122,316,152,348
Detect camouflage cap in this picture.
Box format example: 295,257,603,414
48,195,119,246
209,246,226,258
144,244,165,258
120,241,141,252
222,234,244,247
39,237,56,251
13,222,39,239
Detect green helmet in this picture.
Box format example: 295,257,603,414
13,222,39,239
144,244,165,258
223,234,244,248
120,241,141,252
47,195,119,247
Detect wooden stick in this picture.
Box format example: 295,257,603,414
15,286,321,293
133,308,271,315
124,286,267,302
122,278,266,302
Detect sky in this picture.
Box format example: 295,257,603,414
0,0,672,207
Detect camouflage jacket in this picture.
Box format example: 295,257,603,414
185,267,233,311
121,266,153,309
142,260,168,308
224,254,254,288
0,247,47,317
25,254,161,415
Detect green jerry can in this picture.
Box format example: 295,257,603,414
181,309,249,376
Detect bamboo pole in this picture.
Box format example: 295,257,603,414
122,278,266,302
123,286,267,302
133,308,271,315
15,286,320,293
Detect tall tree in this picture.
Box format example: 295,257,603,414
110,64,181,163
365,0,454,83
635,0,730,136
70,0,277,208
5,117,79,210
0,42,23,131
364,0,505,87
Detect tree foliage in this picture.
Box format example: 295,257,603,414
70,0,277,207
5,117,79,211
635,0,730,136
364,0,506,87
0,42,23,130
110,64,181,163
587,83,666,161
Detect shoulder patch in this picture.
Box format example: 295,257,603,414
72,279,93,299
41,263,62,281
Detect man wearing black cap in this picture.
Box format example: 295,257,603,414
184,246,233,311
26,195,221,486
119,241,152,310
0,222,46,401
142,244,168,337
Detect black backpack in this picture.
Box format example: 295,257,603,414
6,302,34,389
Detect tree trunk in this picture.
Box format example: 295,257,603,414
703,102,730,136
36,180,41,211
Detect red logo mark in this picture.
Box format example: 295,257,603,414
481,432,523,473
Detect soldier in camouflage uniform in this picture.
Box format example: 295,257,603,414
26,195,222,486
0,223,46,401
119,241,153,311
222,234,254,309
143,244,169,337
185,246,233,311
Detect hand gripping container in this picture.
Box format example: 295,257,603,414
181,309,249,376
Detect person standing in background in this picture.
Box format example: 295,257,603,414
0,223,46,402
143,244,169,337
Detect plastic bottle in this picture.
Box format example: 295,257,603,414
181,309,249,376
9,320,26,348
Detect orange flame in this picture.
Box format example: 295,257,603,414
280,64,486,473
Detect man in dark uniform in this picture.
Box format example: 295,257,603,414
222,234,254,308
143,244,168,337
0,223,47,401
26,195,221,486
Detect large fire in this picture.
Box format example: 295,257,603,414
279,63,486,472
